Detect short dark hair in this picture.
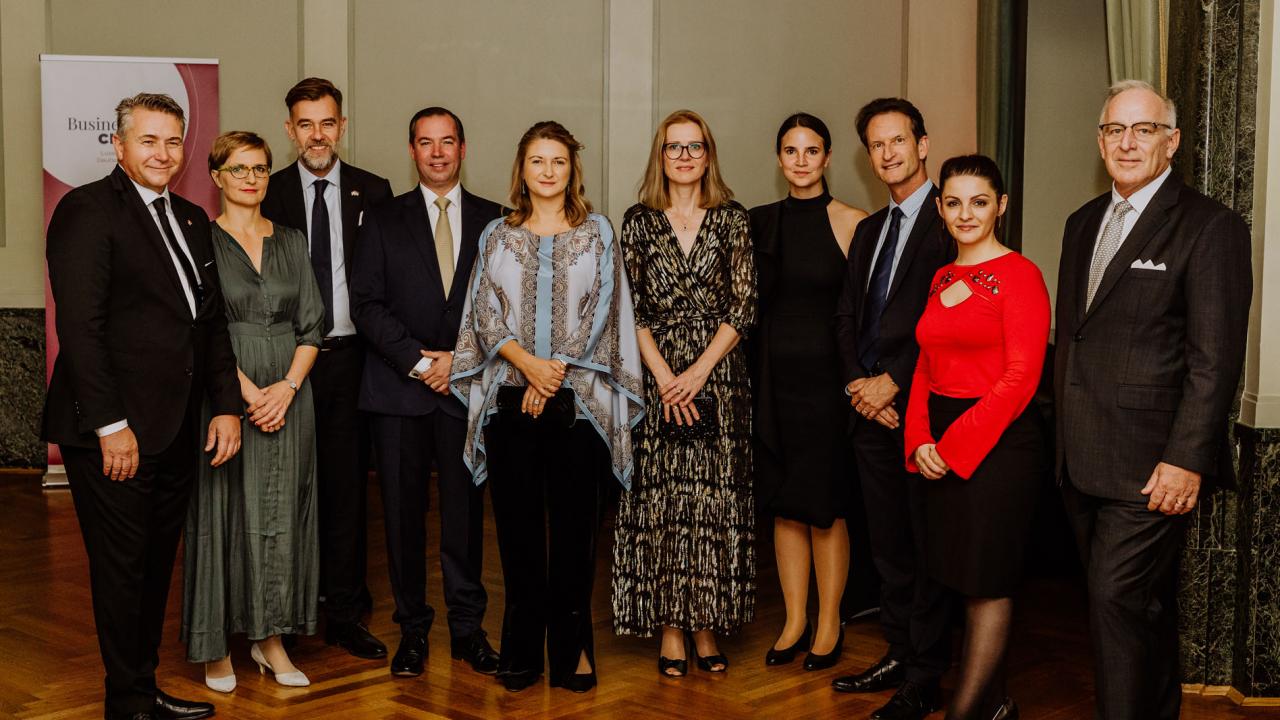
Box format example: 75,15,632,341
115,93,186,138
408,107,465,144
854,97,927,148
208,131,272,173
285,77,343,112
775,112,832,153
939,153,1005,197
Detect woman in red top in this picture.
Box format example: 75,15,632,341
904,155,1050,720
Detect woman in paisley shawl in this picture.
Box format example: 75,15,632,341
611,109,757,677
450,121,643,694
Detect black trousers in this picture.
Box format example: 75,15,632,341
485,414,608,684
852,417,951,685
1062,479,1185,720
310,342,370,624
841,453,883,616
370,411,486,639
63,405,198,717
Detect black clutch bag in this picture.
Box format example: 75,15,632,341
495,386,576,426
658,394,718,441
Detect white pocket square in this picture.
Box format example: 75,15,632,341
358,210,364,226
1130,259,1166,271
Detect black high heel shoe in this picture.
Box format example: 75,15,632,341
499,669,541,692
658,634,689,678
690,630,728,673
802,628,844,671
559,670,597,693
765,622,813,666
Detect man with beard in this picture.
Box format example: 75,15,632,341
260,77,393,661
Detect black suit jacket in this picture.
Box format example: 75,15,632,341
259,160,394,283
41,165,240,454
1053,176,1252,499
834,184,953,417
351,186,505,418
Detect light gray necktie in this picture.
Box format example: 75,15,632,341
434,196,454,297
1086,199,1134,309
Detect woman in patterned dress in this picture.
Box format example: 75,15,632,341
612,109,757,676
451,121,643,693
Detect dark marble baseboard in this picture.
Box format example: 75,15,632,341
0,309,46,468
1233,425,1280,697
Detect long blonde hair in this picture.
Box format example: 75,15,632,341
506,121,592,227
638,109,734,210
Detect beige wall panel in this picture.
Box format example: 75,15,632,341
0,0,47,307
1022,0,1111,306
351,0,606,205
906,0,978,173
654,0,904,213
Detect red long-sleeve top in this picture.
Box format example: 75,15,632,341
904,251,1050,479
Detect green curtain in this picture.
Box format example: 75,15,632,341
977,0,1025,249
1105,0,1167,89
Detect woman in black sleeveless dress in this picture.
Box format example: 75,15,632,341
750,113,866,671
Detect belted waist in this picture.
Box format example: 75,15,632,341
646,312,723,334
228,320,294,337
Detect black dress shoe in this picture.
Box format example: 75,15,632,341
765,622,812,666
831,654,905,693
391,633,428,677
870,681,941,720
153,690,214,720
803,628,844,671
499,669,542,692
450,631,500,674
325,621,388,660
113,714,154,720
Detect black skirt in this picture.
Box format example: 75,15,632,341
922,393,1044,597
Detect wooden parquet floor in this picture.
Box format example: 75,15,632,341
0,470,1275,719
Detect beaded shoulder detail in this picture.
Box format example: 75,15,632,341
929,267,1003,297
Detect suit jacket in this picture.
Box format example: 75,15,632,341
351,186,505,418
834,185,953,426
1053,175,1252,499
259,160,394,284
41,165,240,454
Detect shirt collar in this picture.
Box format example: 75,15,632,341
1111,165,1171,215
123,168,171,208
420,182,462,209
299,157,342,191
888,178,934,219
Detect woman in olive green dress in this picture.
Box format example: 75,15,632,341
182,131,322,691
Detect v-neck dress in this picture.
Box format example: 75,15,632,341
181,222,324,662
611,202,758,636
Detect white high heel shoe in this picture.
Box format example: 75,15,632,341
250,642,311,687
204,661,237,693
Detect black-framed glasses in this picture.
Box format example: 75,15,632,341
663,142,707,160
1097,122,1172,143
218,164,271,179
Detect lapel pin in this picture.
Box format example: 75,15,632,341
186,219,193,226
351,189,360,197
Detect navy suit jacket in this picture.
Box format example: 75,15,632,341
351,186,504,418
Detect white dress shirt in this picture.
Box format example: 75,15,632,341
410,182,463,378
97,174,200,437
1091,166,1173,262
299,158,357,337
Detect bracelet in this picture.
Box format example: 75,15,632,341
284,378,298,391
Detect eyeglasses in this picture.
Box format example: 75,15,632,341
663,142,707,160
1098,122,1172,143
218,164,271,179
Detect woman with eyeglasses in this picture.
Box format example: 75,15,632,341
749,113,867,672
182,131,323,692
612,109,757,677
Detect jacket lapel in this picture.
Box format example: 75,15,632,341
883,185,940,306
1083,178,1180,321
111,167,189,313
850,206,888,315
404,189,447,298
1071,195,1110,325
339,164,362,281
455,188,487,299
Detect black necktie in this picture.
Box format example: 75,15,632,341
310,179,335,335
151,197,203,312
859,206,905,373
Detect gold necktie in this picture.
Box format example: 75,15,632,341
434,196,454,298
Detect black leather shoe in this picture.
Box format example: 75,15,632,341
391,633,428,677
450,631,500,674
831,654,905,693
870,681,941,720
153,690,214,720
325,621,388,660
554,671,597,693
499,669,541,692
803,628,844,671
765,622,812,666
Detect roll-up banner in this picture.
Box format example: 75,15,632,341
40,55,220,487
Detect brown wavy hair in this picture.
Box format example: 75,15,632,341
638,109,733,210
506,121,592,227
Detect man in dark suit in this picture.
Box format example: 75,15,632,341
259,77,393,660
351,107,503,678
43,93,241,720
830,98,955,720
1055,80,1251,720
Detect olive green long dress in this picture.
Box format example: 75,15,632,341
181,223,323,663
